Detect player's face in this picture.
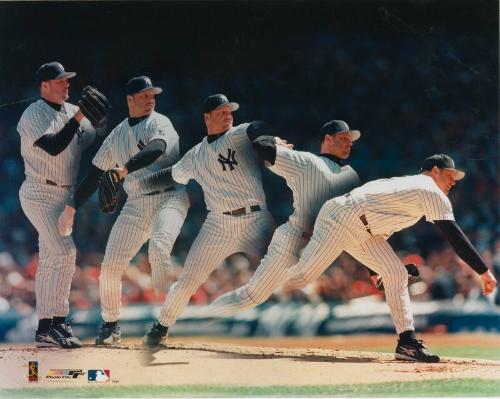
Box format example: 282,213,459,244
325,132,353,159
127,89,156,117
432,167,457,195
42,78,70,104
204,105,233,134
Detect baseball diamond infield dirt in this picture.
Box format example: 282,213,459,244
1,334,499,388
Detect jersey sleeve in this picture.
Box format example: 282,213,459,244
18,106,54,144
92,133,116,171
336,166,362,193
149,115,178,146
78,118,97,150
228,123,251,140
420,188,455,222
267,146,310,180
171,145,197,184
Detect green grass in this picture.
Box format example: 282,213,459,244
1,379,499,398
433,346,500,360
365,346,500,361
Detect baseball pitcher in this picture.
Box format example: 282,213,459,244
206,120,362,317
285,154,497,362
58,76,189,345
135,94,277,346
18,61,109,348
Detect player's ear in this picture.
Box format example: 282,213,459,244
430,166,442,178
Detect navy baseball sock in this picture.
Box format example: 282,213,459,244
37,318,52,332
399,330,417,343
104,321,118,327
53,317,66,325
157,324,169,334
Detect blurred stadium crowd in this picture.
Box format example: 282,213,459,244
0,25,498,316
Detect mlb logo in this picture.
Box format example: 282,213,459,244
88,369,110,382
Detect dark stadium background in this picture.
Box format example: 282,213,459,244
0,1,498,320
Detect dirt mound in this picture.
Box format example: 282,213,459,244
1,337,499,388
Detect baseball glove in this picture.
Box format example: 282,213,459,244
98,169,123,214
78,86,111,128
375,263,420,292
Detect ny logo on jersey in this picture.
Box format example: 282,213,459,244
137,140,146,150
218,148,238,171
76,127,84,145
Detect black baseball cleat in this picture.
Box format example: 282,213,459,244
47,323,83,349
35,329,59,347
395,338,440,363
95,322,121,345
143,323,168,347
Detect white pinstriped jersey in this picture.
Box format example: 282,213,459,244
267,146,361,231
93,111,182,194
172,123,266,212
348,174,454,238
18,99,94,185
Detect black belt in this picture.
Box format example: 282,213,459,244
360,214,372,235
301,231,312,241
223,205,261,216
144,186,176,196
46,179,71,188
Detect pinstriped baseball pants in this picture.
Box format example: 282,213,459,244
206,221,305,317
287,195,414,334
99,190,189,322
158,209,275,327
19,179,77,319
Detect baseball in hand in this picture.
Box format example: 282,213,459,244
480,270,497,295
58,206,75,237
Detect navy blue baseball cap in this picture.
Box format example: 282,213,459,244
203,93,239,113
421,154,465,180
127,76,162,95
319,120,361,141
36,62,76,85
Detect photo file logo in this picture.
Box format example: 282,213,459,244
46,369,85,379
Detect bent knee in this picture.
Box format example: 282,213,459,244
381,266,408,287
174,275,206,295
150,231,175,247
99,263,127,279
288,270,313,290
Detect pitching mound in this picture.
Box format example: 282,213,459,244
1,337,499,388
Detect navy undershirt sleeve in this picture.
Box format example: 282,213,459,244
434,220,488,274
72,165,104,209
34,118,80,156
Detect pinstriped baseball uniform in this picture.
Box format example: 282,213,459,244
18,99,95,319
92,111,189,322
206,145,361,316
157,122,275,327
287,174,454,334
